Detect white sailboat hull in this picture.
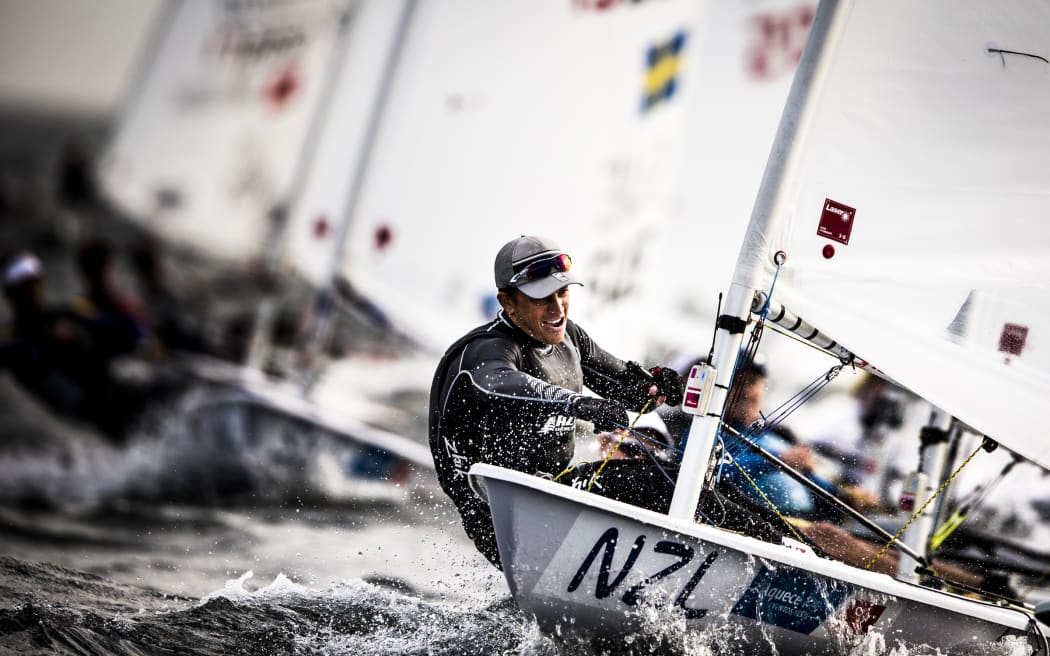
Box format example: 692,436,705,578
175,357,436,499
470,464,1042,654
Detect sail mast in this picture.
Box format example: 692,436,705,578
293,0,418,391
246,1,363,372
669,0,849,519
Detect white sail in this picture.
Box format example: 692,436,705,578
733,0,1050,470
98,0,354,263
287,0,715,355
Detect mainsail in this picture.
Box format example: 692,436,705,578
729,0,1050,471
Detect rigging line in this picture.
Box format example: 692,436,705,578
760,366,841,432
722,422,929,568
707,292,723,363
553,408,681,485
723,318,764,423
726,453,807,543
603,422,680,486
720,366,841,460
863,438,989,571
757,258,784,318
586,399,653,491
929,455,1021,551
987,47,1049,67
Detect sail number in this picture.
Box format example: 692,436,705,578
566,527,719,618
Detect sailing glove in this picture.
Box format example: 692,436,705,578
648,366,684,407
621,362,685,410
569,396,629,433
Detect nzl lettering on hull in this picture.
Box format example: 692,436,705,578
529,517,860,636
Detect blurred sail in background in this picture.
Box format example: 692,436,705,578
288,0,818,360
95,0,820,364
98,0,356,264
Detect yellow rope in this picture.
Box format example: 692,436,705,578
552,466,574,482
727,455,807,543
928,507,968,551
584,399,653,491
864,440,986,571
553,399,655,484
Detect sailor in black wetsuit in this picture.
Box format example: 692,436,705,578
428,236,683,568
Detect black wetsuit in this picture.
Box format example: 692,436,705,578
428,311,652,567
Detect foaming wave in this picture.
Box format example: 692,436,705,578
0,383,434,508
195,571,572,656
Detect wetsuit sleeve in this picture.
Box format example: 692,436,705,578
456,335,578,411
570,323,651,410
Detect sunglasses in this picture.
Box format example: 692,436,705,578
508,253,572,287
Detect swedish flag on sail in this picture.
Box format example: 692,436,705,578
642,30,687,112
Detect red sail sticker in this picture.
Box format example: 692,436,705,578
998,323,1028,356
817,198,856,245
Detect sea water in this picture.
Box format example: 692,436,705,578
0,378,1044,655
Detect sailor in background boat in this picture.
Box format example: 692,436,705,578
428,235,683,568
70,236,159,359
0,250,156,442
716,359,883,520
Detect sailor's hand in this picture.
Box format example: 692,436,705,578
842,485,881,512
569,396,629,433
781,445,816,472
647,366,683,407
622,362,684,409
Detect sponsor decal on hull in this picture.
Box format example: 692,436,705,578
731,565,850,634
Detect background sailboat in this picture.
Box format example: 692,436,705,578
95,0,437,499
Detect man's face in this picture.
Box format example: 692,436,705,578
499,286,571,345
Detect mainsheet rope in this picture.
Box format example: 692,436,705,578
863,438,991,571
583,398,653,491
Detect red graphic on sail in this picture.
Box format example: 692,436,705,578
265,65,301,110
817,198,856,245
999,323,1028,357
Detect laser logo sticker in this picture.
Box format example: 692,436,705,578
817,198,856,245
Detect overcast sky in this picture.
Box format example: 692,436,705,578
0,0,164,116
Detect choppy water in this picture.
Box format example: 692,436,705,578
0,378,1046,656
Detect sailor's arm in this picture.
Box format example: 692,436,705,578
572,323,684,411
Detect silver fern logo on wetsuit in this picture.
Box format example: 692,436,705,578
538,414,576,435
526,378,564,400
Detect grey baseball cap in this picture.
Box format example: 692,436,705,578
494,235,582,299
